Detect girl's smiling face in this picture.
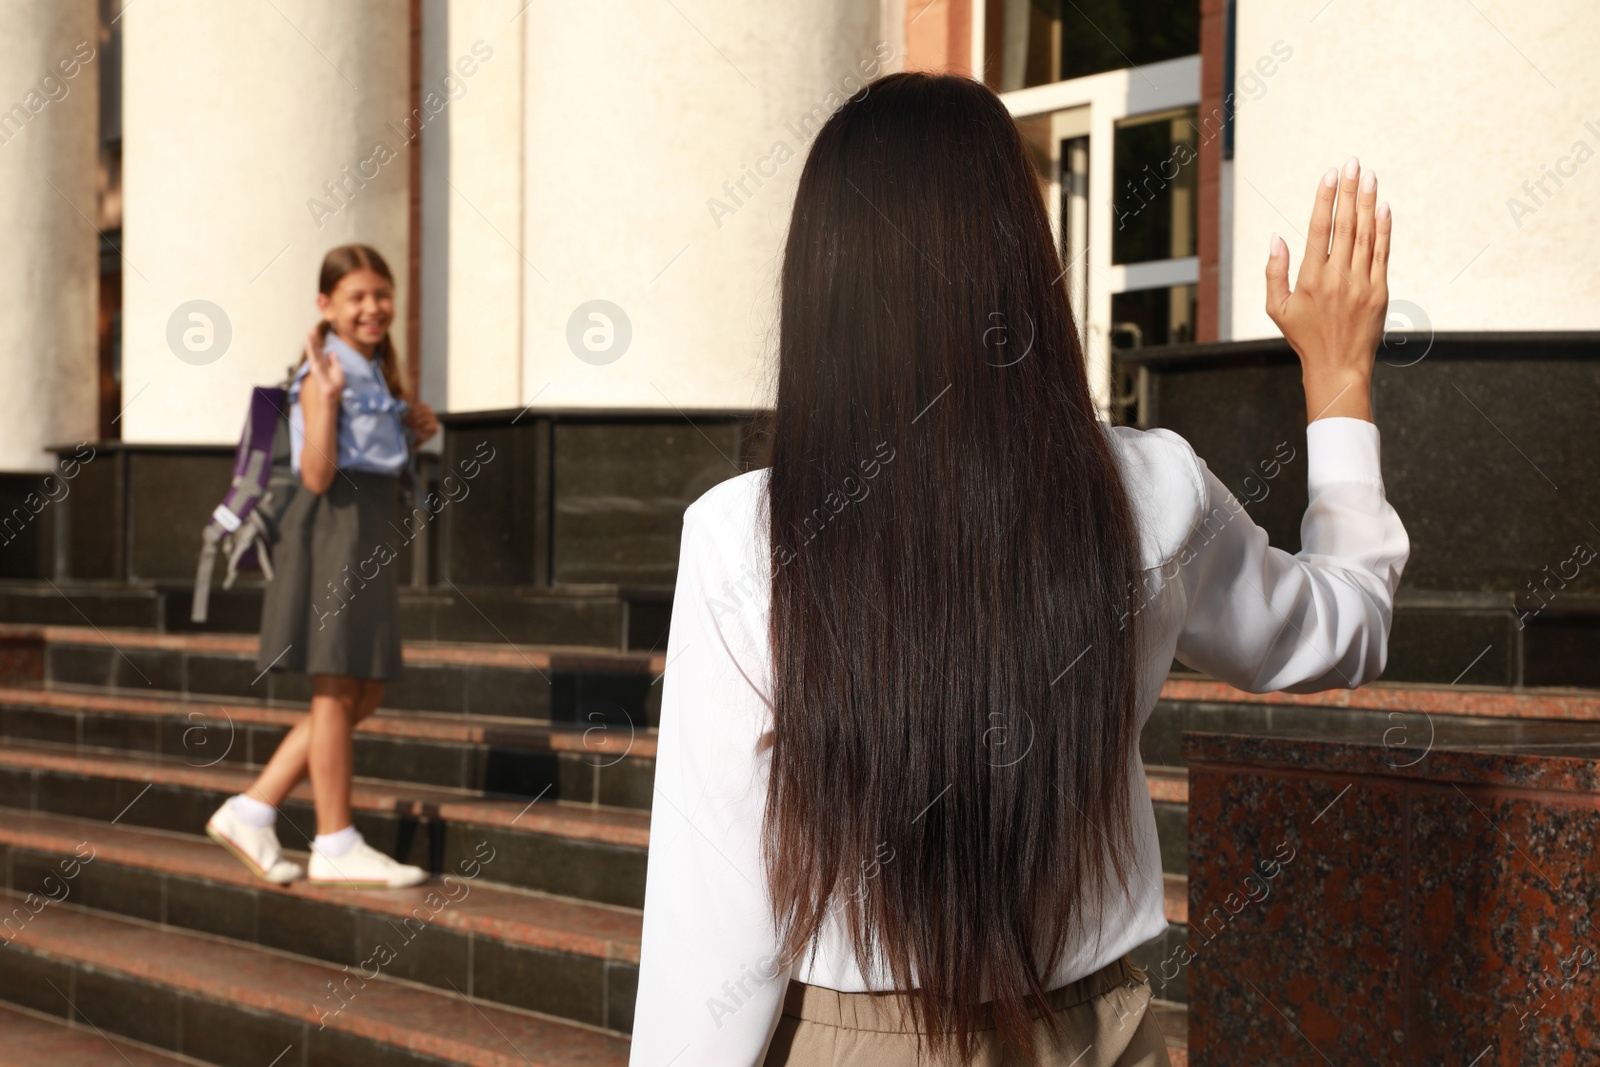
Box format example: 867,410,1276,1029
317,267,393,356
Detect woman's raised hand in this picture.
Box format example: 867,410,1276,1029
303,326,345,398
1264,157,1390,424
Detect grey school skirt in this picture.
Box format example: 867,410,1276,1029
256,470,405,681
762,956,1171,1067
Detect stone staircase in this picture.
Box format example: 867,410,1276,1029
4,618,1593,1064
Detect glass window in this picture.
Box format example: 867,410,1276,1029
1110,284,1196,351
1111,109,1198,265
985,0,1200,91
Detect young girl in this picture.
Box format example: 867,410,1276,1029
206,244,439,889
631,74,1407,1065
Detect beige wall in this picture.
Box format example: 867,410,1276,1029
1228,0,1600,339
120,1,410,444
0,1,99,470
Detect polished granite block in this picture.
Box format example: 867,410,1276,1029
1185,720,1600,1065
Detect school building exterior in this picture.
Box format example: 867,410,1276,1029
0,2,1596,1065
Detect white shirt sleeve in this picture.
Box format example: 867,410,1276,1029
629,490,791,1066
1172,416,1410,693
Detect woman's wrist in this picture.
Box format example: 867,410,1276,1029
1302,367,1373,424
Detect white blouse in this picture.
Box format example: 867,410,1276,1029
629,416,1409,1066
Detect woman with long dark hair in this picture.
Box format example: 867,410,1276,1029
632,72,1407,1065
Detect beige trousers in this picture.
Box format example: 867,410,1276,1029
762,956,1171,1067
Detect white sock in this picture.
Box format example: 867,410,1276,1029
227,793,276,829
313,825,362,858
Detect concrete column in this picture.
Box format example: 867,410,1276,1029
511,0,891,412
0,1,100,470
119,1,410,444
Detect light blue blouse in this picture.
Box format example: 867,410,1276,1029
288,333,410,477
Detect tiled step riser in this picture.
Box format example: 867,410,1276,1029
0,944,462,1067
0,704,654,809
45,643,663,727
0,582,672,651
1,844,637,1033
0,769,647,909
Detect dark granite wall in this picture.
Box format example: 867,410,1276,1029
1123,333,1600,686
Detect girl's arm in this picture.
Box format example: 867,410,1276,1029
298,327,344,494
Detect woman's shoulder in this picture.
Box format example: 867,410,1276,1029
1099,422,1208,571
683,468,768,532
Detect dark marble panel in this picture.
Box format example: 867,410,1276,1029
1385,608,1518,686
352,910,470,994
184,652,265,701
0,946,73,1016
552,670,655,727
475,747,561,798
47,643,116,688
595,756,655,811
553,420,745,586
355,735,467,790
0,586,157,628
381,664,466,712
441,422,546,587
463,664,551,719
428,591,624,647
0,765,35,809
75,859,165,924
0,705,80,747
162,584,264,635
606,960,640,1032
472,936,607,1026
178,996,306,1067
1127,923,1189,1005
557,753,596,805
112,646,183,693
81,710,161,754
62,448,122,580
1153,800,1187,876
441,828,646,909
1146,354,1600,595
158,712,253,767
1524,613,1600,688
165,875,258,943
73,964,182,1049
626,599,673,653
258,892,358,965
0,473,53,579
127,451,234,582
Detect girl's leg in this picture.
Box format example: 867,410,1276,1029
244,679,385,810
308,674,364,834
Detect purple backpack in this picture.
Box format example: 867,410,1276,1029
190,386,299,623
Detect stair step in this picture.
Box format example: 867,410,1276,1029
0,622,664,724
0,887,631,1066
0,1004,209,1067
0,808,641,1031
0,739,650,907
0,686,655,808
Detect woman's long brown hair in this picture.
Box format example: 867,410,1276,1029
295,244,406,399
764,72,1145,1064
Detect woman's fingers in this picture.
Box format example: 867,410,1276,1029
1371,200,1392,287
1300,167,1338,287
1265,233,1292,322
1328,156,1361,273
1353,169,1378,274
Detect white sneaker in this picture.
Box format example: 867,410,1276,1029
205,802,304,884
307,837,427,888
